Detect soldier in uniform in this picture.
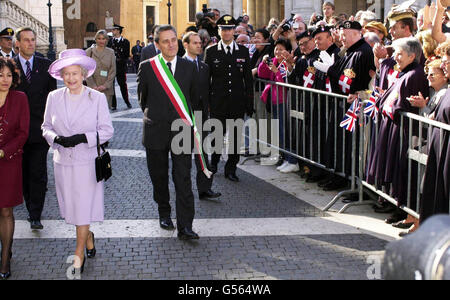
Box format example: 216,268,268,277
314,20,375,191
0,28,15,58
204,15,254,182
108,24,132,109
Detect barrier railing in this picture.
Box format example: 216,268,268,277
248,78,450,217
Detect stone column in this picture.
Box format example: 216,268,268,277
262,0,269,27
247,0,256,27
269,0,280,22
255,0,264,28
233,0,243,19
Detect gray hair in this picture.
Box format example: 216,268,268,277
360,11,378,24
364,31,381,45
60,65,89,80
95,29,109,40
393,37,423,64
155,25,177,44
237,34,250,43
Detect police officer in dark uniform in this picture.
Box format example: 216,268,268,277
204,15,254,182
0,27,15,58
108,24,132,109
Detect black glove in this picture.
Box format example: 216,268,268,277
54,134,87,148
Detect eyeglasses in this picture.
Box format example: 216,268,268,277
298,38,312,47
427,72,444,78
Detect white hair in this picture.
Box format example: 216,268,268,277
60,65,88,79
237,34,250,43
360,11,378,24
364,31,381,45
392,37,423,64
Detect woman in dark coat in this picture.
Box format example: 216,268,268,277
367,38,429,208
420,89,450,222
0,57,30,279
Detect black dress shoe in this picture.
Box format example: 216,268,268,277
199,189,222,200
210,164,218,174
306,174,326,183
86,231,96,258
392,221,414,229
374,205,396,214
159,218,175,230
30,220,44,230
126,102,132,109
111,107,117,111
0,269,11,280
177,228,199,240
385,214,407,224
225,173,239,182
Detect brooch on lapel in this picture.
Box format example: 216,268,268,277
236,58,246,63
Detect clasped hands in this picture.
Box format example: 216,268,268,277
54,134,88,148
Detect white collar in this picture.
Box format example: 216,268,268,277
161,55,177,74
183,54,197,62
218,40,238,52
0,49,13,57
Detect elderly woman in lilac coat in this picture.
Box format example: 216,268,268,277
42,49,114,275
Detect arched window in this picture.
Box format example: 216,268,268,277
86,22,97,33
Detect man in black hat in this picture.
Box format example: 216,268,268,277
314,20,375,191
0,27,15,58
204,15,254,182
108,24,132,109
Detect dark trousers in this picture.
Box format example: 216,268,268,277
210,116,241,176
146,148,195,230
194,133,213,195
112,61,130,107
22,142,49,221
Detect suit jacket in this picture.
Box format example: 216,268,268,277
203,41,253,118
183,55,210,117
137,56,198,150
140,43,158,63
41,87,114,166
14,55,57,144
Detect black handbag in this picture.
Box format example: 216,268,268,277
95,132,112,182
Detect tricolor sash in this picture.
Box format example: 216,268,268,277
150,54,212,178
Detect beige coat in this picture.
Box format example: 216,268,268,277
85,47,116,99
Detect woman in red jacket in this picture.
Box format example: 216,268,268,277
0,57,30,280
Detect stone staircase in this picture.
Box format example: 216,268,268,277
0,0,59,56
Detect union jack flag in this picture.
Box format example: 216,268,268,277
278,60,288,80
340,98,361,132
363,90,380,122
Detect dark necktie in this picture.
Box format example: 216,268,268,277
227,46,232,57
26,60,32,83
6,54,10,58
167,62,173,75
195,58,199,71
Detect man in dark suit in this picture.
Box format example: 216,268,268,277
14,27,57,230
108,24,132,109
0,27,15,58
182,31,221,201
204,15,254,182
131,40,142,72
140,26,160,63
138,25,200,240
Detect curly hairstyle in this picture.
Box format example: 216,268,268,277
435,41,450,58
415,30,438,59
0,57,21,89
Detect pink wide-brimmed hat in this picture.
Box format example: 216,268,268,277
48,49,96,81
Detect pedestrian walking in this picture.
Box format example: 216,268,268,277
42,49,114,274
13,27,57,230
0,57,30,280
85,30,117,109
131,40,142,72
138,25,202,240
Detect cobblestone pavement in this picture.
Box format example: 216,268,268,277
9,74,390,280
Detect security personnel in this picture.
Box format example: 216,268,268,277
204,15,254,182
0,27,15,58
108,24,132,109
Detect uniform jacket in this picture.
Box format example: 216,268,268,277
204,41,253,118
85,47,117,96
108,36,130,62
41,87,114,166
14,55,57,144
137,56,198,150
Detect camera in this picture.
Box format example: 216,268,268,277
282,14,295,32
201,4,216,19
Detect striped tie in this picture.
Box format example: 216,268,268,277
26,60,31,83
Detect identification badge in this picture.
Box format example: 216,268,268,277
100,70,108,77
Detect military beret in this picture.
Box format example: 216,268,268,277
312,25,332,37
217,15,237,28
339,21,362,31
0,27,14,39
296,28,314,40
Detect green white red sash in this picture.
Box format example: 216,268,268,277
150,54,212,178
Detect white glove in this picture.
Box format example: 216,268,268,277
313,51,335,73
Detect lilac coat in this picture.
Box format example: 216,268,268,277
42,87,114,165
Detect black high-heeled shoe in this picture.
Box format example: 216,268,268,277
86,231,96,258
0,269,11,280
71,255,86,275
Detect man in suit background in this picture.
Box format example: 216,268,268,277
140,26,160,63
138,25,200,240
108,24,132,109
182,31,221,201
131,39,142,73
204,15,254,182
14,27,57,230
0,27,15,58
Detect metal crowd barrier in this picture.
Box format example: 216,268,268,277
247,78,450,218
